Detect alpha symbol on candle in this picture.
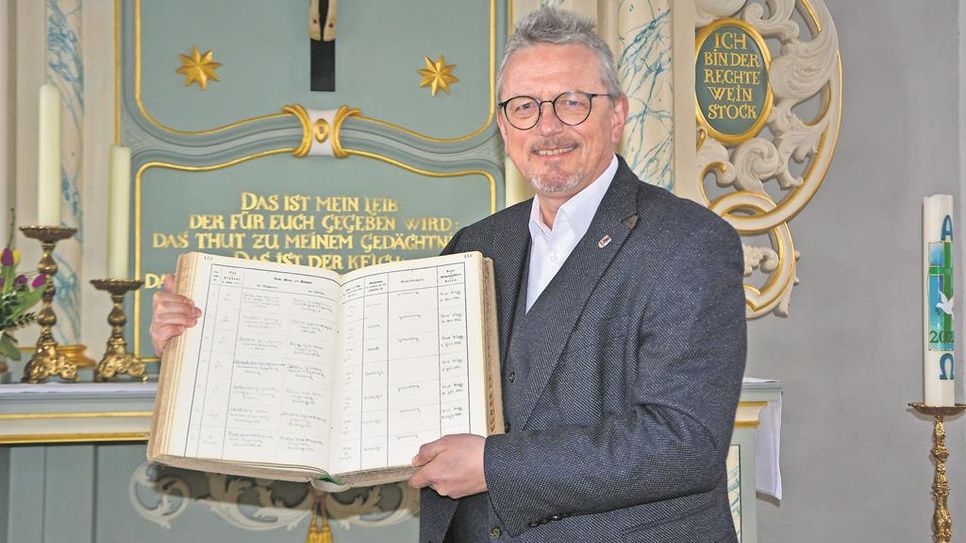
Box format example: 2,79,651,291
928,240,955,351
939,353,955,380
941,215,954,241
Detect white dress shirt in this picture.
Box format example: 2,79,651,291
526,155,618,311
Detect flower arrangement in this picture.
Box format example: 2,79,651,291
0,247,46,360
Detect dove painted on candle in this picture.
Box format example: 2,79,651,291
937,291,954,315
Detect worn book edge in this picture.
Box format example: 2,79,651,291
147,252,504,488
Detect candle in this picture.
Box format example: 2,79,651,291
923,194,956,406
107,145,131,278
37,83,61,225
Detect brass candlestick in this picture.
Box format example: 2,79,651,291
91,279,145,382
19,225,78,383
909,402,966,543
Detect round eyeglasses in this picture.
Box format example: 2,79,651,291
498,91,611,130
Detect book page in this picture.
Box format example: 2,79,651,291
165,254,342,470
329,252,488,475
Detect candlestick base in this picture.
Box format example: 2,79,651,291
19,225,77,384
909,402,966,543
91,279,145,382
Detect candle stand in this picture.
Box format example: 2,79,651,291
19,225,77,383
91,279,145,382
909,402,966,543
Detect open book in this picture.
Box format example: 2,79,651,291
148,251,503,490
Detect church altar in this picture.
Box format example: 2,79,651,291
0,369,780,543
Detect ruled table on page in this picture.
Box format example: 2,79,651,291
180,264,341,467
332,262,473,473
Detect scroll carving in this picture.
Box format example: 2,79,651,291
689,0,841,318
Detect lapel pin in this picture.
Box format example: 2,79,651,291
598,235,612,249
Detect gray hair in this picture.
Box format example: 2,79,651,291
496,7,623,100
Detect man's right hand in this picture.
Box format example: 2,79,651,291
149,274,201,355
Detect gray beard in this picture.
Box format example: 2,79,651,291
529,171,584,194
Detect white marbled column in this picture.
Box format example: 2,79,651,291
46,0,83,344
616,0,674,190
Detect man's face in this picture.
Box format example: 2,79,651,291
498,44,628,197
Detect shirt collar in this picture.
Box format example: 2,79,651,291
528,154,618,238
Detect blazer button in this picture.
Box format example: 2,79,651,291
490,526,502,538
507,371,515,383
504,422,511,432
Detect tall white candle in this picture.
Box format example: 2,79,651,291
923,194,956,406
107,145,132,278
37,83,62,225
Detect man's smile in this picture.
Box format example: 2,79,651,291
531,139,579,157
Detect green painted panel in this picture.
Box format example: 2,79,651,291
135,153,493,358
44,446,95,543
0,448,8,541
7,447,45,543
136,0,493,138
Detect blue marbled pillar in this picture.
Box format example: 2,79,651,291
617,0,673,190
46,0,83,344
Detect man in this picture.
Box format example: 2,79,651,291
405,8,746,542
150,8,746,542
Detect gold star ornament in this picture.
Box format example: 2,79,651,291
176,46,221,90
418,54,459,96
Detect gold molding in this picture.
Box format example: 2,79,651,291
0,432,148,445
284,104,361,158
356,0,496,143
710,191,797,316
694,1,841,234
702,52,841,235
313,119,330,144
734,421,760,429
282,104,313,157
331,106,361,159
508,0,513,34
694,17,774,147
133,145,497,358
128,0,496,141
133,147,295,356
132,0,291,135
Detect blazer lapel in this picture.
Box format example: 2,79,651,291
516,163,641,427
488,202,532,368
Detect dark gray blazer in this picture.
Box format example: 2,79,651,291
420,157,747,543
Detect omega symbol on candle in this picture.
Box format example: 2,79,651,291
927,214,955,352
939,353,955,381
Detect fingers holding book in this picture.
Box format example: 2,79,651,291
409,434,487,499
149,273,201,355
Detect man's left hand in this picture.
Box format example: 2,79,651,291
409,434,487,498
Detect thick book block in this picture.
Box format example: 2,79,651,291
148,251,502,490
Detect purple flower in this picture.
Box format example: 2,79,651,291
31,274,47,289
14,275,26,286
1,248,12,266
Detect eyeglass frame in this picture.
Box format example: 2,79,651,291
497,91,614,131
